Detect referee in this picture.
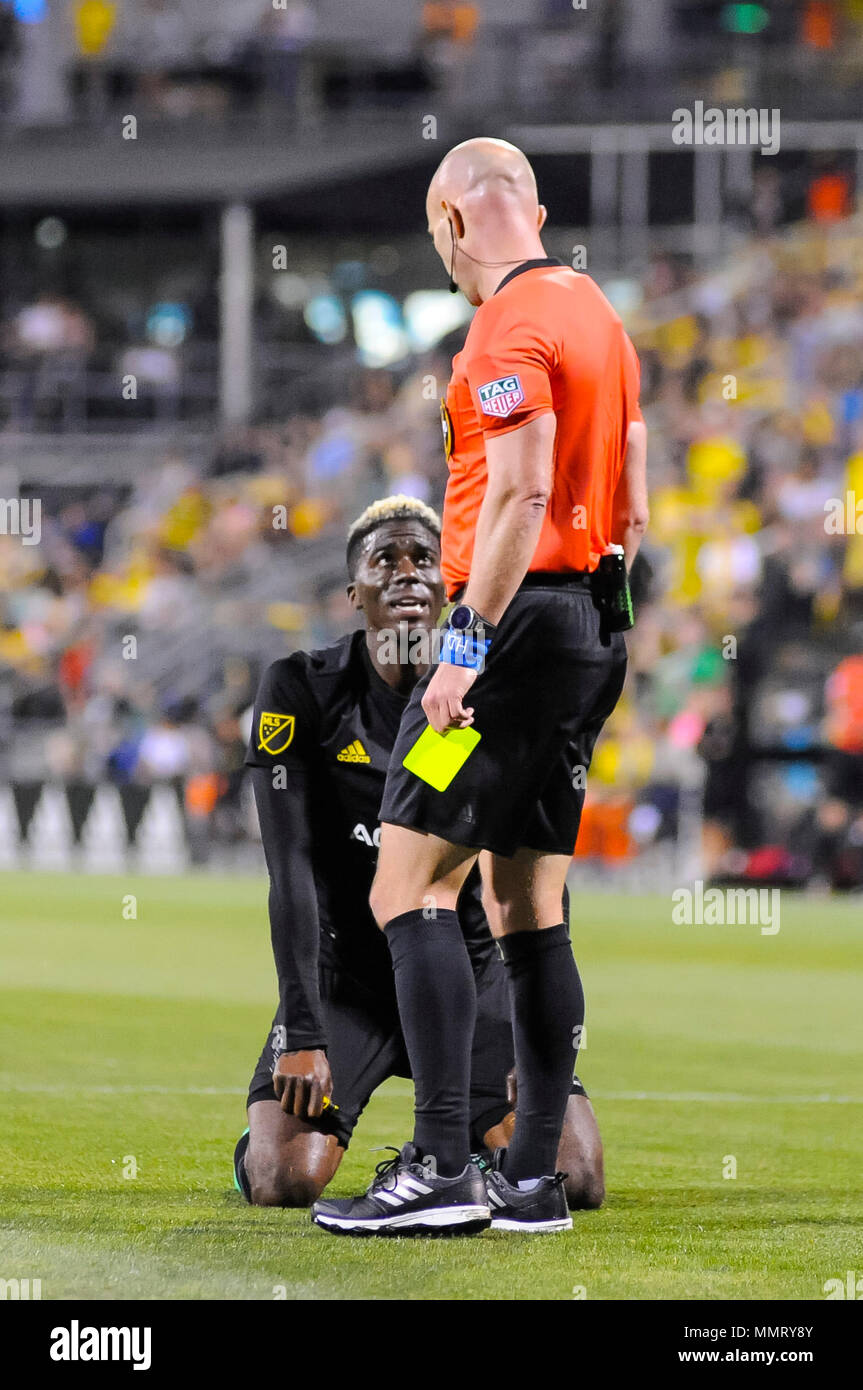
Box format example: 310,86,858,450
312,139,648,1236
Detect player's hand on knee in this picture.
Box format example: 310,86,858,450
272,1049,333,1120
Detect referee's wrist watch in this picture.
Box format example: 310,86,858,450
440,605,496,670
447,604,496,637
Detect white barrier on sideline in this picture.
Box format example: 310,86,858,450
82,785,128,874
2,781,191,874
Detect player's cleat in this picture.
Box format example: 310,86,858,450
484,1152,572,1233
233,1127,251,1203
311,1142,490,1237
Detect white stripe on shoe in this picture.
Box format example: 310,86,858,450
375,1177,435,1205
490,1215,573,1232
314,1204,491,1232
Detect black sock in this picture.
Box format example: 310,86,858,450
499,922,583,1184
385,908,476,1177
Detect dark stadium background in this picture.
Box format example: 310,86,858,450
1,0,862,894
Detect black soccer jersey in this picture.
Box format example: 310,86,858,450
245,629,497,1052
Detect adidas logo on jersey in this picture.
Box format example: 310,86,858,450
337,739,371,763
350,822,381,847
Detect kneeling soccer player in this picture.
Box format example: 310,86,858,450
233,496,604,1217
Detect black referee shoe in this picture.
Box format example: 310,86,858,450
311,1143,490,1237
485,1151,572,1233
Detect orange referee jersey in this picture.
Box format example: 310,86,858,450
439,258,643,598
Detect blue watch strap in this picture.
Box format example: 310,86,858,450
440,627,492,670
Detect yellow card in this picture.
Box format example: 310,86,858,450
402,725,481,792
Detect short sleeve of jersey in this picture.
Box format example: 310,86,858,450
623,330,644,426
463,300,555,438
244,657,320,771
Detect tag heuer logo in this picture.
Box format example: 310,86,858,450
477,375,524,419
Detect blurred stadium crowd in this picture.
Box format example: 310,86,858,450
5,0,863,128
2,212,863,885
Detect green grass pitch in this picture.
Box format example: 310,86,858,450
1,870,861,1301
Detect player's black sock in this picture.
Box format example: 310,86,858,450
385,907,476,1177
499,922,583,1183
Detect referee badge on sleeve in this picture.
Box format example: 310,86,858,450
258,711,295,755
477,375,524,419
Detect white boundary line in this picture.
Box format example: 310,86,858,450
598,1090,863,1104
0,1083,247,1095
1,1082,862,1103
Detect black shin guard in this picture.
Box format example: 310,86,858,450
499,922,584,1183
385,908,477,1177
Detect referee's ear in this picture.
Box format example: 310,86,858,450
446,203,465,239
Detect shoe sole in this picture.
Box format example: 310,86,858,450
313,1204,491,1237
490,1215,573,1233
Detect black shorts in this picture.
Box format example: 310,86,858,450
247,954,588,1150
380,576,628,857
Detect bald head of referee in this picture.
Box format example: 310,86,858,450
426,138,549,307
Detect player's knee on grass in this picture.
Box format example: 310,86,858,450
485,1096,605,1210
246,1102,343,1207
558,1096,605,1210
562,1159,605,1210
247,1153,325,1208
